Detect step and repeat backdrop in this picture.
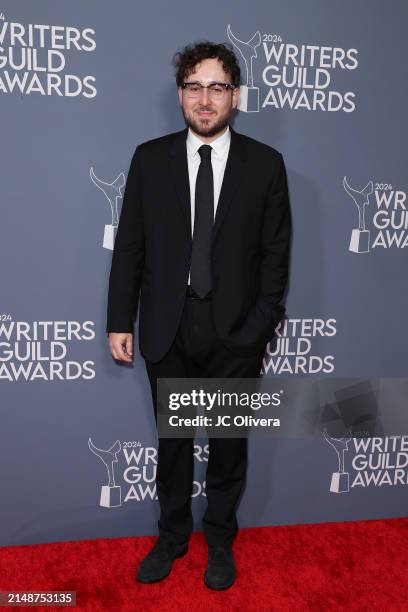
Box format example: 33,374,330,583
1,1,407,546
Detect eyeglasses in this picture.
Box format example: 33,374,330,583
181,81,236,99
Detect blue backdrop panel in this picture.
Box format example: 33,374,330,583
1,0,407,546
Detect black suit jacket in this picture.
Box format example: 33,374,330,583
106,125,291,362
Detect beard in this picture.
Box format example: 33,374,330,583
181,105,233,138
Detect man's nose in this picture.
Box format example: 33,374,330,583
199,87,210,103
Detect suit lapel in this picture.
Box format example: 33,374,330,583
169,127,191,237
212,126,246,244
168,125,247,244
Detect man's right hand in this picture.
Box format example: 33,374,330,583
108,332,133,363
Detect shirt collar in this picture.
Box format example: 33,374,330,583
186,125,231,160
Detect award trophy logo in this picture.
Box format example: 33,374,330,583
90,168,125,250
227,24,261,112
343,176,373,253
88,438,122,507
323,429,352,493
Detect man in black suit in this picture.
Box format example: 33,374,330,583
107,41,291,590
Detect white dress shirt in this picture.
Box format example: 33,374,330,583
186,125,231,284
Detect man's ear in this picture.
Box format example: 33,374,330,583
232,86,240,109
177,87,183,106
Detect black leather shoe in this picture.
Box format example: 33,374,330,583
136,538,188,583
204,545,236,590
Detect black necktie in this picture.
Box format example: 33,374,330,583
190,144,213,298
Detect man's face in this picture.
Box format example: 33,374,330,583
178,57,240,140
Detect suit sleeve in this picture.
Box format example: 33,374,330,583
106,146,145,333
256,152,291,330
232,152,291,348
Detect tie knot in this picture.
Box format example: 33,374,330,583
198,144,212,160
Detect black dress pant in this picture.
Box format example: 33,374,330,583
144,291,265,547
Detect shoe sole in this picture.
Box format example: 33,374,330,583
204,576,235,591
204,576,235,590
136,547,188,584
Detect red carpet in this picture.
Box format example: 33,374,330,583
0,518,407,611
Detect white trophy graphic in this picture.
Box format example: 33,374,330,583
227,24,261,112
323,429,352,493
90,168,125,250
343,176,373,254
88,438,122,507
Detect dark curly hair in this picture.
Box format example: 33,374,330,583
173,41,241,88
